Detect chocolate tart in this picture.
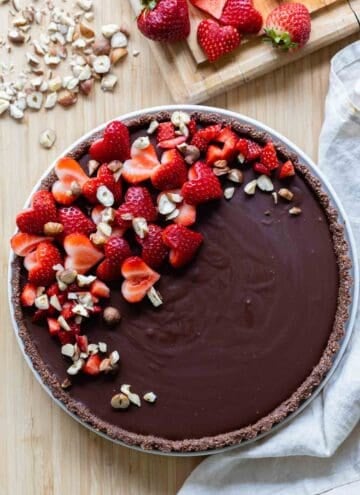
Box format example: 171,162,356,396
9,107,354,454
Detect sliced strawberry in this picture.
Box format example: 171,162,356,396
61,301,74,320
24,251,37,271
83,354,102,376
260,142,279,171
189,0,227,19
122,139,160,184
20,283,37,307
82,164,122,205
90,121,131,164
64,233,104,274
58,330,74,345
253,162,271,176
137,224,169,269
175,202,197,227
236,138,262,162
151,149,187,191
96,235,131,281
115,187,157,229
47,317,60,337
163,224,203,268
16,190,58,235
156,122,175,143
158,136,187,149
187,119,197,139
121,256,160,303
90,280,110,298
76,334,88,353
279,160,296,179
191,124,222,153
181,161,222,206
28,242,63,287
206,127,238,165
59,206,96,237
11,232,51,256
52,157,89,205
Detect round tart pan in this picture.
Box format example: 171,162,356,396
8,105,359,456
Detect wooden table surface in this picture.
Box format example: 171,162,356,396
0,1,359,494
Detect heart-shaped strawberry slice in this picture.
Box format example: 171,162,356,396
122,138,160,184
115,186,157,229
16,190,58,235
197,19,241,63
121,256,160,303
90,121,131,164
11,232,51,256
162,224,203,268
64,233,104,274
27,241,63,286
181,161,222,205
52,157,89,205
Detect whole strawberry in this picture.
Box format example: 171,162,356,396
197,19,241,63
264,3,311,50
220,0,263,35
137,0,190,42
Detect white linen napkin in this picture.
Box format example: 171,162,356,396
178,40,360,495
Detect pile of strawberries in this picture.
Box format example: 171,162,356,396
136,0,311,63
11,112,295,377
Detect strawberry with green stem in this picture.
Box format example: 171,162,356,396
137,0,190,42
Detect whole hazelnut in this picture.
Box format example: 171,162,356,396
103,306,121,327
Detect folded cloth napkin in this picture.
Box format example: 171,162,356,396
178,40,360,495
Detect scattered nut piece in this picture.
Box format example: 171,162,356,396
101,207,115,223
110,350,120,366
58,90,77,107
132,217,148,239
171,110,190,127
93,55,111,74
110,47,127,65
67,358,84,376
77,274,96,287
120,384,141,407
224,186,235,200
143,392,157,403
72,304,89,318
101,24,120,39
227,169,243,184
213,167,230,177
111,393,130,410
256,175,274,192
59,269,77,285
278,188,294,201
44,92,57,109
97,185,114,207
133,136,150,150
61,343,75,358
111,31,127,48
61,378,72,389
39,128,56,149
158,193,176,215
177,143,200,165
88,159,100,176
58,315,71,332
92,37,110,56
35,294,49,310
166,208,179,221
147,286,163,307
101,73,118,92
103,306,121,327
50,294,62,311
166,192,183,203
10,104,24,120
214,159,228,169
289,207,302,216
79,78,94,95
79,21,94,39
8,28,25,44
244,180,257,196
77,0,93,11
0,99,10,115
98,342,107,353
147,120,159,135
272,192,278,205
44,222,63,235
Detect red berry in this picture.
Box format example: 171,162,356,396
82,164,122,205
151,149,187,191
181,161,223,206
83,354,102,376
162,224,203,268
279,160,296,179
90,120,131,163
58,206,96,237
189,0,227,19
197,19,241,63
191,124,222,153
236,138,262,162
20,283,37,307
156,122,175,143
52,157,89,206
63,233,104,274
96,236,132,281
28,242,63,287
121,256,160,303
264,2,311,50
137,224,169,269
115,187,157,229
206,127,238,165
260,142,279,171
137,0,190,42
253,162,271,176
220,0,263,34
16,190,58,235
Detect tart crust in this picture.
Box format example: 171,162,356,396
10,111,352,453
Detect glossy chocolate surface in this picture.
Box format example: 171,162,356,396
23,135,339,440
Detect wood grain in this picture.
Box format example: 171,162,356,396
0,1,359,494
129,0,360,102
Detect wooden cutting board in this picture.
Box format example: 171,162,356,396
129,0,360,102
